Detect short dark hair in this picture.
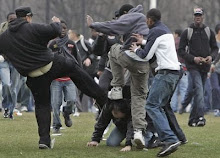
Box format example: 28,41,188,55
60,20,67,27
109,99,131,115
147,8,161,22
6,12,15,20
119,4,134,16
215,24,220,34
174,29,182,37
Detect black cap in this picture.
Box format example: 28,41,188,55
15,6,34,17
119,4,134,16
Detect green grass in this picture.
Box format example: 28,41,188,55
0,112,220,158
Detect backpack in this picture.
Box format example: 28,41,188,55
187,27,210,41
186,27,211,53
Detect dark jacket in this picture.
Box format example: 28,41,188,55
0,18,61,76
91,100,133,146
48,38,82,67
178,23,218,72
92,35,121,71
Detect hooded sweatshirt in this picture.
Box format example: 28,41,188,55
90,5,149,62
0,18,61,76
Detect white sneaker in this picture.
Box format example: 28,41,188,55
20,106,28,112
73,112,80,117
134,129,145,149
108,86,123,100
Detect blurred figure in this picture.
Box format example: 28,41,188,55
171,29,189,113
0,12,16,119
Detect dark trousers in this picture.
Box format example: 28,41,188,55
26,54,107,145
164,70,186,141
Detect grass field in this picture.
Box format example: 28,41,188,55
0,112,220,158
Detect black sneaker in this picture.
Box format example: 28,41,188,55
9,114,14,120
147,135,161,149
180,139,188,145
39,138,55,149
63,113,72,127
3,108,9,118
196,117,206,127
157,141,180,157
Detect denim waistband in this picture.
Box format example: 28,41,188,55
157,69,180,75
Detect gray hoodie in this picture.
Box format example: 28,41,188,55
90,5,149,61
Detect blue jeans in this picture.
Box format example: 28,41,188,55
181,72,194,109
106,127,126,146
0,61,13,112
145,73,179,142
171,71,188,112
50,80,77,129
210,72,220,110
187,70,207,125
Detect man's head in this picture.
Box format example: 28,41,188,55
174,29,182,38
119,4,134,16
6,12,16,22
146,8,161,29
193,7,204,26
60,20,68,38
15,6,34,22
109,99,130,119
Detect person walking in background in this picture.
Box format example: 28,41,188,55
48,20,80,135
0,12,16,119
170,29,189,113
178,7,218,127
209,23,220,116
0,6,107,149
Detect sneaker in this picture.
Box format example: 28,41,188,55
63,113,72,127
133,129,145,149
39,138,55,149
214,109,220,117
9,114,14,120
147,135,161,149
157,141,180,157
178,106,185,114
3,108,9,118
52,128,62,136
180,139,188,145
108,87,123,100
73,111,80,117
20,106,28,112
196,117,206,127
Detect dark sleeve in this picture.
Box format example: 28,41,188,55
178,29,195,63
209,29,218,61
125,118,133,146
90,15,132,36
98,53,108,71
69,41,82,67
48,40,57,51
91,104,112,143
91,35,107,56
135,30,157,59
33,22,62,41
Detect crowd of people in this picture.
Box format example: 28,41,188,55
0,3,220,157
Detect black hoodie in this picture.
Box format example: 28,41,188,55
0,18,61,76
178,23,218,72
